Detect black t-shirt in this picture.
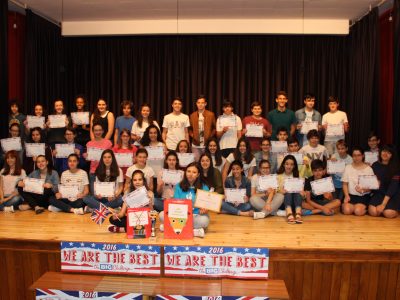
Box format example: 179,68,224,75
305,175,331,201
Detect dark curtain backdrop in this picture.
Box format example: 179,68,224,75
24,9,380,148
0,0,8,138
394,0,400,148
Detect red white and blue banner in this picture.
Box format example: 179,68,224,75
35,289,142,299
164,246,269,279
156,296,269,300
60,242,161,276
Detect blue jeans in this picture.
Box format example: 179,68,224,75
153,198,164,212
221,201,252,215
83,195,123,210
0,195,22,210
89,173,97,195
283,193,303,209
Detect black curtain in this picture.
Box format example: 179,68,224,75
0,0,8,138
25,10,380,148
394,0,400,148
345,7,380,148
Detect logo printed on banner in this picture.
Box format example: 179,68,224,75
156,296,269,300
60,242,161,276
164,246,269,279
35,289,142,299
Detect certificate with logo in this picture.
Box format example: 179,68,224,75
48,114,67,128
194,189,223,212
283,178,305,193
25,143,45,157
310,177,335,195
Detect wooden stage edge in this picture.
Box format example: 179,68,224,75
1,211,400,299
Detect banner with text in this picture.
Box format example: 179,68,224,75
156,296,269,300
164,246,269,279
61,242,161,276
36,289,142,299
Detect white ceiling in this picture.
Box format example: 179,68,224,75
12,0,384,22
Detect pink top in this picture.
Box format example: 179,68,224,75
112,145,138,178
86,139,113,174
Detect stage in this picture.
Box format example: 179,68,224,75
1,211,400,299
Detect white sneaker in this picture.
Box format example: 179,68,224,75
4,206,14,213
18,204,31,211
48,205,62,212
159,224,164,232
84,206,94,213
193,228,205,238
253,211,266,220
276,209,286,217
73,208,84,215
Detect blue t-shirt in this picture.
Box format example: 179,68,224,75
173,183,209,214
115,116,136,142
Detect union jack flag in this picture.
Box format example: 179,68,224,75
90,203,110,225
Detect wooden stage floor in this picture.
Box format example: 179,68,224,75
2,211,400,300
0,210,400,250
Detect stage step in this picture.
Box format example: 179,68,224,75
30,272,289,300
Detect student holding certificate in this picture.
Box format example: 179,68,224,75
342,147,374,216
222,137,256,182
1,123,24,163
112,129,138,178
216,100,242,158
53,127,86,174
125,148,155,193
71,95,90,146
18,155,59,214
131,103,160,146
221,160,254,217
154,151,183,212
303,159,341,216
254,138,275,175
84,123,112,193
114,100,136,145
176,140,195,168
199,153,224,194
204,137,226,173
141,124,167,183
23,127,54,175
24,104,46,138
159,162,210,238
83,150,123,211
241,101,272,152
250,159,284,219
277,155,305,224
90,99,115,141
0,150,26,212
368,145,400,218
299,130,329,162
329,140,352,200
109,170,154,233
48,154,89,214
8,100,26,141
46,99,70,147
295,94,322,147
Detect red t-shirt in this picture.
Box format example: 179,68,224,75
242,116,272,151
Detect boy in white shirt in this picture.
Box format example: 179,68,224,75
322,96,349,155
299,130,329,161
162,97,190,151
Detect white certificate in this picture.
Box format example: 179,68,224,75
257,174,279,191
283,178,305,193
219,115,237,127
48,114,67,128
161,169,184,185
145,146,165,160
365,151,379,165
271,141,288,153
86,147,103,161
123,186,149,208
55,144,75,158
26,115,45,129
278,152,303,165
1,137,22,152
358,175,379,190
128,210,149,226
310,177,335,196
58,184,80,200
71,112,89,125
168,203,189,219
115,153,133,167
224,188,246,203
25,143,45,157
194,189,223,212
245,124,263,138
326,124,344,137
327,160,346,174
23,178,45,194
300,121,318,134
94,182,115,197
178,153,195,167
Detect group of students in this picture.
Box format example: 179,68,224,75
1,92,399,237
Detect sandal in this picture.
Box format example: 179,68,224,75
295,213,303,224
287,213,296,224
